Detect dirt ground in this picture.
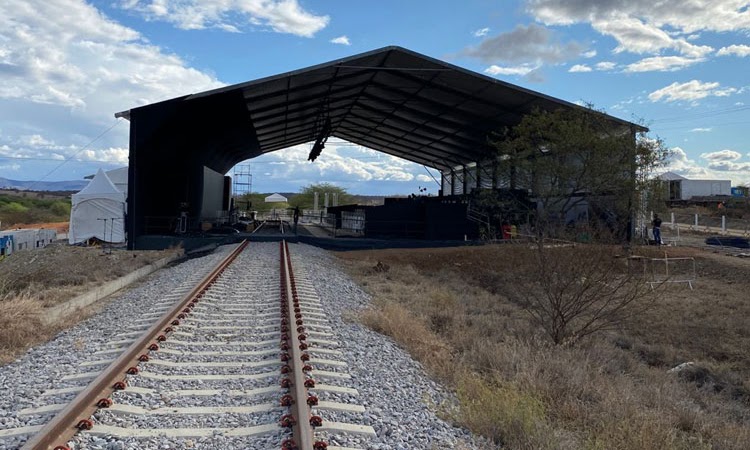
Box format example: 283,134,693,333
0,241,182,307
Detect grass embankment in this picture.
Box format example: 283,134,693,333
0,244,181,365
337,245,750,450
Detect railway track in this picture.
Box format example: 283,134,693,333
8,240,374,450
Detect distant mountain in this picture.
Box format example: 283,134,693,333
0,177,88,191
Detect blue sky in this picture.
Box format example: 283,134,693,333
1,0,749,195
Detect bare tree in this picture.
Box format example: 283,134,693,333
505,244,657,345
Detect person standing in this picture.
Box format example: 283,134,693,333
293,206,301,234
652,214,663,246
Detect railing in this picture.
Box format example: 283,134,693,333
652,211,750,237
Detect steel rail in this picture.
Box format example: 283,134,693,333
280,240,315,449
22,240,249,450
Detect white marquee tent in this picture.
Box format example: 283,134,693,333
264,193,288,203
69,169,126,244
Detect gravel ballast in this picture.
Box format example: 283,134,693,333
0,242,489,450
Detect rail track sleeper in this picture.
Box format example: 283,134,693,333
135,371,276,381
89,403,281,416
313,401,366,413
144,359,279,368
313,370,352,380
307,338,340,347
78,359,115,367
156,348,277,356
40,387,85,397
308,358,348,367
317,422,376,437
80,423,280,439
0,426,43,438
309,384,359,395
165,338,277,347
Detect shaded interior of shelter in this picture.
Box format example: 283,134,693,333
120,46,643,249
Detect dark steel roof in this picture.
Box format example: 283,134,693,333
120,46,645,173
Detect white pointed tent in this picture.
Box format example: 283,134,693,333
69,169,126,244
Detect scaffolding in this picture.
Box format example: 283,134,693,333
232,165,253,216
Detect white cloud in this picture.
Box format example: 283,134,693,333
595,61,616,71
0,0,225,180
717,45,750,57
330,35,351,46
582,50,597,58
664,146,750,185
527,0,750,35
569,64,592,73
625,56,705,72
252,143,424,185
690,127,712,132
473,27,490,37
708,161,750,172
416,174,434,182
526,0,743,61
484,65,535,76
118,0,329,37
648,80,738,102
700,149,742,161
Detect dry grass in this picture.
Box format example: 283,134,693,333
338,243,750,449
0,243,181,364
0,290,45,363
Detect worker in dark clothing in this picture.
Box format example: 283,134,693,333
293,206,301,234
652,214,662,246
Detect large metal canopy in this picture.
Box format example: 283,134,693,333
119,45,642,173
119,46,645,249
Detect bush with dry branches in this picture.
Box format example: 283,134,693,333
505,243,657,345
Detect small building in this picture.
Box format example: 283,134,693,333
658,172,732,200
0,228,57,252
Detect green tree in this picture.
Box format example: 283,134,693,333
50,201,71,217
489,105,669,241
290,183,351,209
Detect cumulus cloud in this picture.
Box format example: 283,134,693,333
118,0,329,37
663,147,711,178
708,161,750,171
473,27,490,37
462,23,584,66
527,0,750,35
569,64,592,72
330,35,351,45
253,143,425,185
595,61,617,71
525,0,745,68
717,45,750,57
624,56,705,72
663,146,750,184
0,0,225,179
648,80,738,102
700,149,742,161
484,65,536,76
